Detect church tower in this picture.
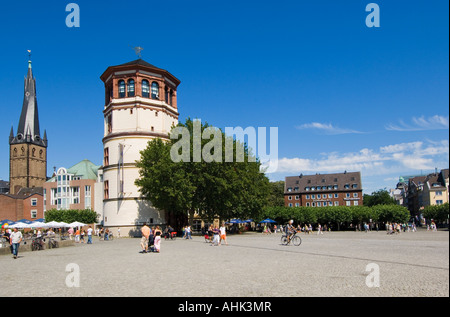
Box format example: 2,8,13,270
100,59,180,233
9,59,48,194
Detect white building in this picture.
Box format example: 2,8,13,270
99,59,180,235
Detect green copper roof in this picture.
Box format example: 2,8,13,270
67,159,100,180
47,159,100,182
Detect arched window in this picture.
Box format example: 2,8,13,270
142,80,150,98
151,82,159,99
127,79,135,97
118,80,126,98
165,86,169,103
169,89,173,105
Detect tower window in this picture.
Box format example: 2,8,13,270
127,79,135,97
169,89,173,105
142,80,150,98
165,86,169,103
118,80,125,98
151,82,159,99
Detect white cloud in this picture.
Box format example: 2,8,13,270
265,139,449,177
296,122,363,135
386,115,449,131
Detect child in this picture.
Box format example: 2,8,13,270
152,231,161,253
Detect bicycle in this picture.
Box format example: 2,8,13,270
164,231,177,241
48,237,59,249
281,230,302,246
31,237,45,251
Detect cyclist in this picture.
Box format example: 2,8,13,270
285,220,296,243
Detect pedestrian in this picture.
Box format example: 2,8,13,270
75,228,80,243
211,225,220,246
87,226,93,244
117,227,121,238
219,223,228,245
68,227,74,240
80,230,85,243
152,231,161,253
140,223,150,253
317,223,323,235
10,227,23,259
185,225,192,239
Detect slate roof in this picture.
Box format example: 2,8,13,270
285,172,362,194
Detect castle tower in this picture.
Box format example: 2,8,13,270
9,59,47,194
100,59,180,232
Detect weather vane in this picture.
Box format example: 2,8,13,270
131,46,144,58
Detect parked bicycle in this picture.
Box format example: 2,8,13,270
281,230,302,246
31,237,45,251
48,237,59,249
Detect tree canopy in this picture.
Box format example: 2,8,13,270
135,118,271,230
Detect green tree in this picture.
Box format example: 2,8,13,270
135,118,271,230
44,209,98,224
267,181,285,207
423,203,449,223
363,189,396,207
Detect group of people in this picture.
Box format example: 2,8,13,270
202,224,228,246
385,222,417,234
139,223,161,253
67,226,94,244
1,227,23,259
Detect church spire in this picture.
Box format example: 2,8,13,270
10,55,46,147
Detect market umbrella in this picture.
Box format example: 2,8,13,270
46,221,69,228
16,219,33,224
68,222,87,228
0,219,15,229
228,219,245,224
9,222,31,229
259,218,277,223
29,221,49,228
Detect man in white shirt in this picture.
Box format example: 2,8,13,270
10,228,23,259
87,226,93,244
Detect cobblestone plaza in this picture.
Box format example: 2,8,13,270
1,230,448,297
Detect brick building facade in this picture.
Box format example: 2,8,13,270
284,171,363,208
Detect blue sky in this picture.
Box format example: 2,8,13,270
0,0,448,194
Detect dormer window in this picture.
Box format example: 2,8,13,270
151,82,159,99
118,80,125,98
142,80,150,98
127,79,135,97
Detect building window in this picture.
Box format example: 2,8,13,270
346,201,351,206
31,210,37,219
436,200,443,205
31,198,37,206
85,185,91,209
295,195,299,200
127,79,135,97
118,80,126,98
288,203,293,207
295,203,300,207
107,115,112,133
151,82,159,99
353,193,358,198
306,195,310,199
334,193,338,198
165,86,169,103
104,147,109,166
334,201,339,206
104,181,109,200
354,201,359,206
288,196,292,200
142,80,150,98
306,202,310,207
